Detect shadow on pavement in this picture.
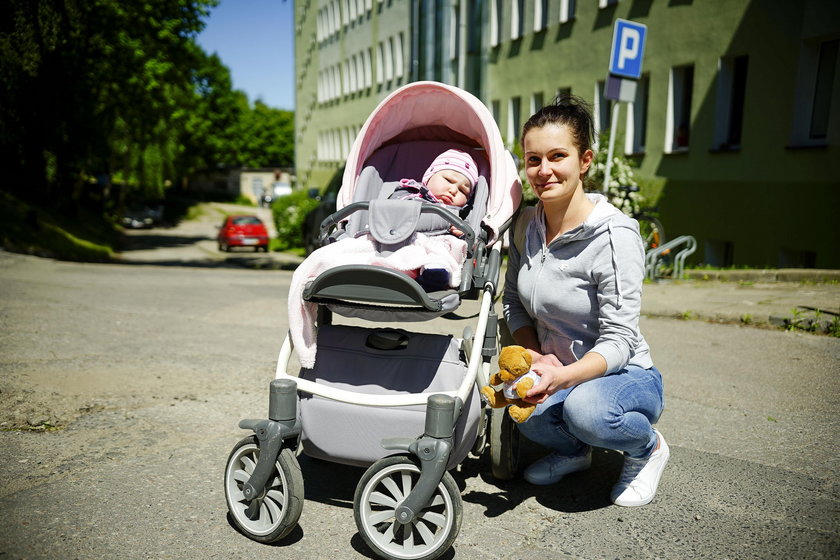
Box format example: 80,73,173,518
119,232,213,251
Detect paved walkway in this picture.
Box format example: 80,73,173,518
642,278,839,333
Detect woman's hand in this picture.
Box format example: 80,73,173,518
523,362,571,404
523,352,610,405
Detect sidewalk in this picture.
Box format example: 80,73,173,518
642,276,840,332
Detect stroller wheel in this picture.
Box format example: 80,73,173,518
224,436,304,543
354,455,462,560
489,407,520,481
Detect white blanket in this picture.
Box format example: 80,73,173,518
288,233,467,368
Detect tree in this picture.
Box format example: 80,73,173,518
0,0,295,218
0,0,218,207
234,100,295,168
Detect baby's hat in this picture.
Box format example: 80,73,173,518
422,149,480,188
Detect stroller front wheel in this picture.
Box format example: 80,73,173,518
224,436,304,543
354,455,462,560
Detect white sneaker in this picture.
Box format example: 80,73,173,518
523,447,592,486
611,430,670,507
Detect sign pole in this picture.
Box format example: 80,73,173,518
603,18,647,195
603,102,621,194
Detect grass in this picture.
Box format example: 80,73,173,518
0,190,118,261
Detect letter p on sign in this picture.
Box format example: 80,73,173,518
609,19,647,80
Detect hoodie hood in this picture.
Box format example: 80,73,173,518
535,193,639,244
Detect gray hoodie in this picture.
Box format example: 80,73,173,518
503,193,653,374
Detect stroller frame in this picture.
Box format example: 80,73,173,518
223,82,522,560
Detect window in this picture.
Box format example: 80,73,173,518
556,87,571,101
626,75,649,154
508,97,521,146
595,81,613,137
810,39,838,139
394,34,404,79
713,55,748,150
384,37,394,81
511,0,523,40
705,240,734,268
491,100,501,126
531,92,544,116
364,48,373,88
559,0,576,23
790,38,839,146
534,0,548,32
666,64,694,152
599,0,618,7
490,0,502,47
349,55,358,93
376,42,384,85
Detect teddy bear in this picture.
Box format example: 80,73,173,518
480,345,540,423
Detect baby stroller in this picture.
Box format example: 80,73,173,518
223,81,522,560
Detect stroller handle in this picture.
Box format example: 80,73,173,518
320,201,477,253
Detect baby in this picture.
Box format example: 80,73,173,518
389,148,479,289
390,148,478,217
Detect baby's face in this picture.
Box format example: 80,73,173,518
426,170,472,207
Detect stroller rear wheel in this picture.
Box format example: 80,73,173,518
489,407,520,481
354,455,462,560
224,436,304,543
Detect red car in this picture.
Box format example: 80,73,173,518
217,214,270,252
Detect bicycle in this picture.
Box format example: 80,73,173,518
609,184,666,253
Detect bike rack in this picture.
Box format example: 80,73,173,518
645,235,696,280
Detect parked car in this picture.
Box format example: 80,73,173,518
217,214,270,252
301,176,342,255
122,204,163,229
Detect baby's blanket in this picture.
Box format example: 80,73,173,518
288,233,467,368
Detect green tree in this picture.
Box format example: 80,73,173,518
234,100,294,168
0,0,217,208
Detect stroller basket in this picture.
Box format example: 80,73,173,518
297,324,480,468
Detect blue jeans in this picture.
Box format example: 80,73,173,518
517,366,664,459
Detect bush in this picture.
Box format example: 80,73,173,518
271,190,319,250
585,133,644,215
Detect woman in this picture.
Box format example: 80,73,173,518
503,95,668,507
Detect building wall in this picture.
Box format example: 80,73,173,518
485,0,840,268
295,0,840,268
295,0,412,195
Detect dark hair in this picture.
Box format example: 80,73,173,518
520,94,595,157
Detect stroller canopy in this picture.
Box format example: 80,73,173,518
339,81,522,243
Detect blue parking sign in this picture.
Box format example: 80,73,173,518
609,19,647,79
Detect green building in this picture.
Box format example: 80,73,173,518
295,0,840,268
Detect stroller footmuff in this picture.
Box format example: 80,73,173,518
224,81,522,560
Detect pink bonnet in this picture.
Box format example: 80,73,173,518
422,149,480,188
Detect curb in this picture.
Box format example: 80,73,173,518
684,268,840,283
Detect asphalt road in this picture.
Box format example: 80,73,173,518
1,208,838,559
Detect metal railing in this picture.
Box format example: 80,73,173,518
645,235,696,280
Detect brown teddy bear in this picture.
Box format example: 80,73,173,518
481,345,540,423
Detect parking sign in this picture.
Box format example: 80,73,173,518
609,19,647,79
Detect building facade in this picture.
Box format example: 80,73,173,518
295,0,840,268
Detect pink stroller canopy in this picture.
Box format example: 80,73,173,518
339,81,522,243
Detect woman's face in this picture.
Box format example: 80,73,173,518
523,123,593,204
